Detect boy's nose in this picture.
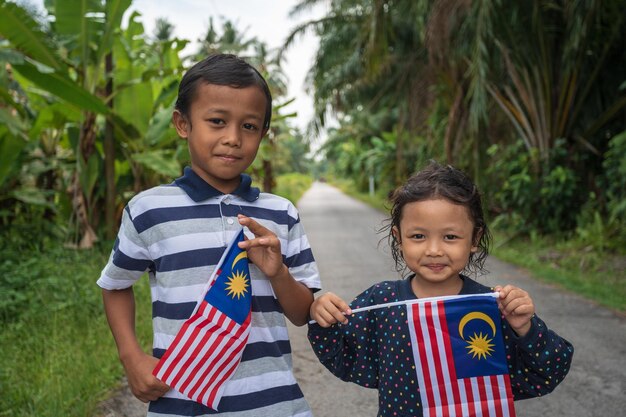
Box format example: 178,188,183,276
222,127,242,147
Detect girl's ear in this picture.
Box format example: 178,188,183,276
172,110,189,138
471,227,483,253
392,226,401,244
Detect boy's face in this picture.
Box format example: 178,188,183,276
173,83,268,194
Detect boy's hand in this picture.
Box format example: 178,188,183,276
237,215,284,279
310,292,352,327
495,285,535,337
122,351,170,403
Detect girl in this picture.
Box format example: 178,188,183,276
308,161,573,417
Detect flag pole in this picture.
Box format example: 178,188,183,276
308,292,500,325
191,227,245,316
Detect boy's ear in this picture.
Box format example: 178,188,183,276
172,110,189,138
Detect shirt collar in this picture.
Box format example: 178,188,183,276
174,166,260,202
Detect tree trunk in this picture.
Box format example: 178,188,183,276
104,52,116,240
73,112,98,249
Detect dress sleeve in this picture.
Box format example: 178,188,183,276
307,286,381,389
503,314,574,400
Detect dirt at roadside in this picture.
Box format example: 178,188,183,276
96,378,147,417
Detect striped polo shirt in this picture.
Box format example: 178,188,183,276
98,167,321,416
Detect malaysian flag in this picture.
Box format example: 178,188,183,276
153,229,252,410
407,294,516,417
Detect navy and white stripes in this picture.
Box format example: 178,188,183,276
98,170,320,416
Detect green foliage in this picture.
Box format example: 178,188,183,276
273,173,314,205
486,140,581,234
0,245,153,416
574,130,626,252
602,130,626,224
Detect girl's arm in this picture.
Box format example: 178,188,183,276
495,285,574,399
503,314,574,399
307,288,380,388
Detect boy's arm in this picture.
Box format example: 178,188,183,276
265,263,314,326
237,215,314,326
102,288,170,402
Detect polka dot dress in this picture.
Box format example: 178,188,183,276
308,276,574,417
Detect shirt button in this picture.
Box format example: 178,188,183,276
226,218,234,225
223,197,231,205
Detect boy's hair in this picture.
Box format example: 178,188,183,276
384,160,492,276
175,53,273,130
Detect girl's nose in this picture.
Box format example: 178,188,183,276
425,240,443,256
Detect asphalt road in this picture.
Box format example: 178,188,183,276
100,181,626,416
290,181,626,417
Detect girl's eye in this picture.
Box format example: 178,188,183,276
411,234,425,240
444,234,459,240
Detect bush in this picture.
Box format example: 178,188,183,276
485,139,581,234
273,173,314,204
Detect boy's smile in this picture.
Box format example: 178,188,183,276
173,83,268,194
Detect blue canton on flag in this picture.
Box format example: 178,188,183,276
153,229,252,410
445,295,509,379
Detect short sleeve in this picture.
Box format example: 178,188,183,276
97,206,154,290
283,202,321,292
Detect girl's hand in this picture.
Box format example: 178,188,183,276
310,292,352,327
237,215,284,279
495,285,535,337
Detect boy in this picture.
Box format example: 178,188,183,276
98,54,320,416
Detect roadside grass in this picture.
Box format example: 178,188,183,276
331,179,626,314
491,232,626,313
0,245,153,417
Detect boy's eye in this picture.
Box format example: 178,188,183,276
208,118,225,125
444,234,459,240
243,123,259,131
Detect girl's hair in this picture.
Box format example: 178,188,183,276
383,160,492,276
175,53,272,130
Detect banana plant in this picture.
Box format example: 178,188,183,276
0,0,185,247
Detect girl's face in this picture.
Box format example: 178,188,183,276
393,198,478,297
